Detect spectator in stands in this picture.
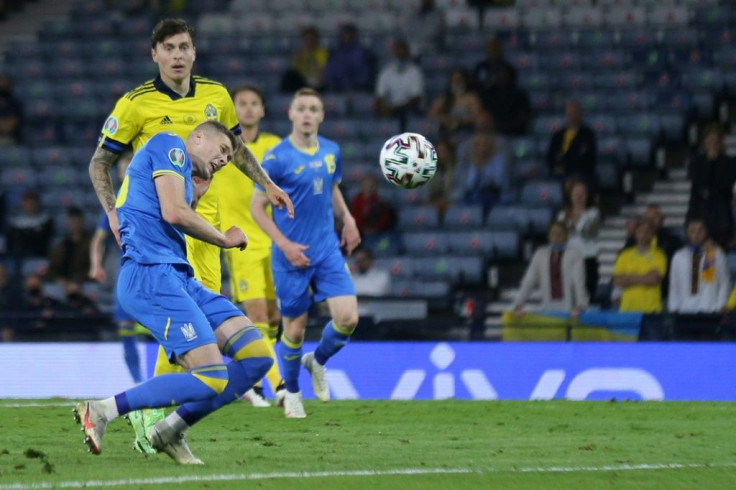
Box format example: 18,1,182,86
19,274,63,331
401,0,445,58
47,207,91,285
455,131,508,215
427,68,483,142
456,109,509,166
513,221,588,317
623,204,682,262
482,65,530,136
351,248,390,297
613,220,667,313
473,38,517,98
281,26,328,93
0,263,21,342
668,219,730,313
325,24,375,93
7,190,54,258
375,39,425,132
0,74,22,146
428,138,457,218
546,100,597,186
557,179,600,303
687,123,736,249
350,174,396,236
64,282,99,316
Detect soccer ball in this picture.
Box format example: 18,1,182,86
379,132,438,189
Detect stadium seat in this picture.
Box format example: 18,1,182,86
445,8,480,30
668,48,713,69
320,119,361,140
660,29,699,48
529,91,554,113
455,256,485,285
532,115,565,136
556,72,593,90
21,258,49,277
605,91,651,114
539,51,580,71
616,114,661,138
373,256,415,278
357,12,397,33
616,29,657,48
483,8,521,30
322,94,349,117
692,5,732,26
518,71,551,92
398,206,440,230
447,230,494,256
525,206,554,236
342,163,380,186
563,7,603,28
274,12,316,34
510,136,540,160
581,50,625,70
0,147,30,167
589,114,617,135
512,158,547,182
604,6,646,27
37,166,80,188
681,70,723,91
596,162,619,190
624,137,653,166
362,232,403,257
594,71,638,89
491,230,520,259
527,31,571,51
236,13,276,35
486,205,528,232
405,118,440,141
597,136,624,161
412,256,460,283
23,99,57,121
1,167,37,188
389,279,450,301
575,30,615,49
31,148,71,168
443,204,484,229
523,8,562,29
403,231,450,255
648,6,688,27
659,114,685,141
520,180,562,207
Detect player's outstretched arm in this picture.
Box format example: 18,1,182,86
251,191,309,267
331,184,361,256
89,147,122,246
155,174,247,250
232,139,294,218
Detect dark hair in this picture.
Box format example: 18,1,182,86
193,120,239,153
301,26,319,38
686,216,708,231
67,206,84,218
230,84,265,105
151,18,196,48
441,68,474,114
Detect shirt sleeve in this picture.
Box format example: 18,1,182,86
149,134,190,180
612,251,626,275
654,250,668,276
98,95,141,154
334,145,342,185
218,88,241,135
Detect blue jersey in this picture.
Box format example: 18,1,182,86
116,132,193,268
257,136,342,270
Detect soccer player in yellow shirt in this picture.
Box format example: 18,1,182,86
214,85,284,406
90,19,293,454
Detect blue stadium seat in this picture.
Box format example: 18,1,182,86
589,114,617,135
38,166,81,188
616,114,661,138
403,231,450,255
389,279,450,301
405,118,440,140
444,204,484,229
511,158,547,182
89,58,127,78
0,147,30,166
492,230,520,259
582,50,625,70
598,136,625,161
668,48,713,69
659,114,684,141
483,8,521,30
700,27,734,48
604,6,646,28
506,51,539,71
413,256,460,283
642,70,681,91
727,252,736,278
321,94,349,116
556,72,593,91
563,7,603,28
660,28,699,48
523,7,562,29
24,99,58,120
10,60,45,80
654,91,693,114
648,6,688,27
525,207,554,236
596,162,619,191
485,205,528,232
383,185,430,206
373,256,415,278
1,167,38,188
624,137,653,166
529,91,554,113
447,231,495,256
692,5,732,27
455,256,485,285
510,136,540,160
39,19,74,40
681,70,723,91
320,119,360,140
532,115,565,136
528,31,571,51
629,48,668,70
342,163,380,186
362,233,403,257
616,29,657,48
398,206,440,230
575,30,615,49
520,180,562,207
72,19,114,38
572,92,607,113
539,51,580,71
31,148,71,168
605,91,652,114
594,71,638,89
21,258,49,277
518,71,551,92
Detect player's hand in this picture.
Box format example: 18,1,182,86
264,182,295,219
341,217,361,256
89,264,107,283
106,209,122,248
281,240,310,268
223,226,248,251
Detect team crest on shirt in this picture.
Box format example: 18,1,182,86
103,116,118,135
168,148,186,168
204,104,218,120
180,322,197,341
184,114,197,125
313,177,324,195
239,279,249,293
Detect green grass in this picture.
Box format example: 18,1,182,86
1,400,735,489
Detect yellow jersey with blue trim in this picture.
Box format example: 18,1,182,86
214,132,282,251
97,75,240,155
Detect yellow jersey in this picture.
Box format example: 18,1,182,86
613,246,668,313
213,132,281,251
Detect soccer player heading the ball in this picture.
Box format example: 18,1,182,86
251,88,361,418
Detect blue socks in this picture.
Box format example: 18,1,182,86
121,336,142,383
314,321,352,366
278,335,303,393
115,363,228,414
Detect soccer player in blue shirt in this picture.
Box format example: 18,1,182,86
251,88,361,418
74,121,274,464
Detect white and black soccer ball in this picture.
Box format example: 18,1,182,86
379,132,438,189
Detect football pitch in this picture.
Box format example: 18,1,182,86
0,400,735,489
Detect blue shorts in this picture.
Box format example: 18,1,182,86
273,248,355,318
117,261,244,360
114,294,135,323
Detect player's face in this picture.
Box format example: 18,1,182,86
289,95,324,136
234,90,265,128
192,131,233,179
152,32,196,84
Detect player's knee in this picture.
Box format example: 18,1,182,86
191,363,229,395
334,314,359,333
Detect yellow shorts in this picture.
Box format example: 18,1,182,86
186,235,222,293
225,247,275,304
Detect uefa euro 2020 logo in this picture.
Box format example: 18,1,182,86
168,148,186,168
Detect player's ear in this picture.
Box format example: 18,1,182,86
151,47,158,63
191,46,196,62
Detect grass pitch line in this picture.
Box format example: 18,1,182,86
0,402,77,408
1,463,736,489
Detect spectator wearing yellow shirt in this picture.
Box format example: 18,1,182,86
613,221,668,313
281,26,328,92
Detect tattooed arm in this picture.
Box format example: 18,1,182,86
231,139,295,218
89,147,122,246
